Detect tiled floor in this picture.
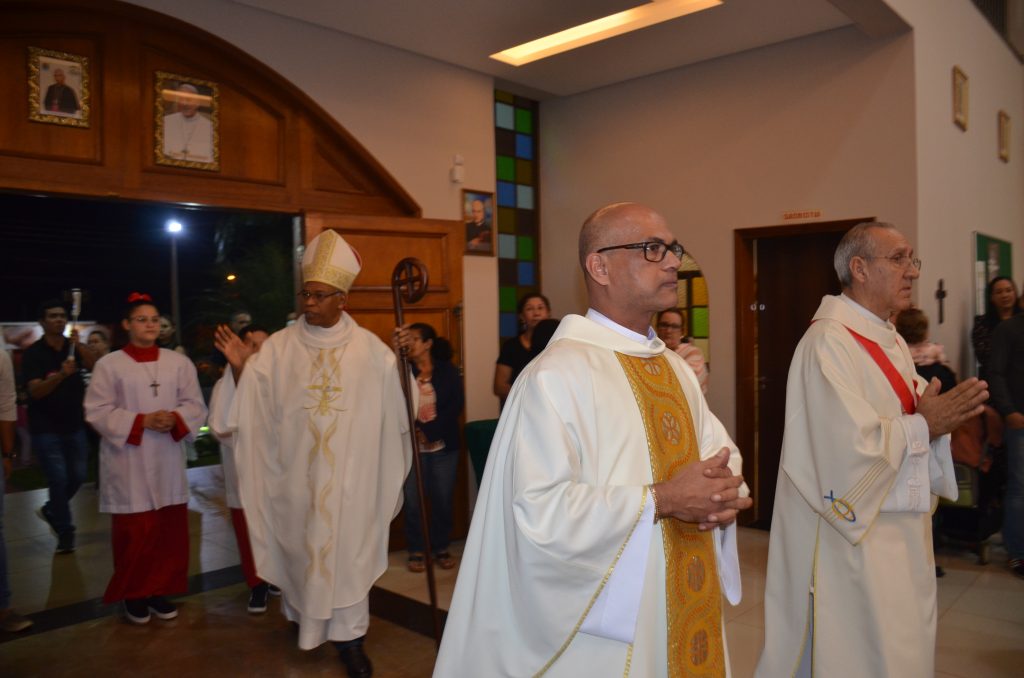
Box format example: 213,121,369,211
2,466,1023,676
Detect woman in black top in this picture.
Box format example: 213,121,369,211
973,276,1020,381
493,293,550,406
401,323,464,572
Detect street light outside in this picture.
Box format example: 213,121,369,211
166,220,183,348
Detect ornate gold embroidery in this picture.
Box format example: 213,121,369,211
616,353,726,678
301,347,344,583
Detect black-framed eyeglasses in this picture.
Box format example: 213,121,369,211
657,322,683,330
596,240,684,263
865,254,922,271
297,290,343,303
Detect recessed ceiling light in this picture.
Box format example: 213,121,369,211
490,0,723,67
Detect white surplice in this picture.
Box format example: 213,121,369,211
434,313,747,677
756,295,957,678
84,349,207,513
208,371,242,508
227,314,411,649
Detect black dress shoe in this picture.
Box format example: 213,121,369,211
337,642,373,678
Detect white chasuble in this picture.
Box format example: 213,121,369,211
85,349,207,514
228,314,411,649
434,314,747,677
756,295,956,678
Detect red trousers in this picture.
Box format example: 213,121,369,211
104,504,188,604
230,508,263,589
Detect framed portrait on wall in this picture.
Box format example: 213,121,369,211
952,66,968,131
28,47,89,127
154,71,219,171
463,189,495,255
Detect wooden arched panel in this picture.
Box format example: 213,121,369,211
0,0,419,217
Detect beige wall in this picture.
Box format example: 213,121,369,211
885,0,1024,377
540,26,918,432
125,0,503,420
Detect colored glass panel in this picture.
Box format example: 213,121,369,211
515,108,533,134
496,129,516,156
498,233,517,259
515,159,534,185
518,261,535,285
676,279,689,308
517,236,535,261
495,102,515,130
515,134,533,160
500,312,519,338
497,182,516,207
499,286,518,312
497,155,516,182
499,258,518,283
495,90,515,104
516,209,537,236
691,307,709,338
516,185,535,210
497,207,517,234
691,276,708,305
679,252,701,272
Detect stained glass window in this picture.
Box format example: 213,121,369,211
494,91,540,344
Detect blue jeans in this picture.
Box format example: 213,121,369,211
402,447,459,555
32,429,88,536
1005,427,1024,559
1,468,9,609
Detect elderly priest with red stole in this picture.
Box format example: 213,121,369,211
755,222,988,678
435,203,752,677
228,229,411,678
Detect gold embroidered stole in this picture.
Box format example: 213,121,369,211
616,353,725,678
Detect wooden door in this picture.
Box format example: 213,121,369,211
304,212,466,550
735,219,867,528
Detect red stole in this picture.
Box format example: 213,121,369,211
843,327,917,415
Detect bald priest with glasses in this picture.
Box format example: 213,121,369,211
436,203,752,677
228,229,411,678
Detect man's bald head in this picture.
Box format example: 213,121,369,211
578,202,657,274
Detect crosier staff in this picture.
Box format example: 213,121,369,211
390,257,443,649
68,288,82,360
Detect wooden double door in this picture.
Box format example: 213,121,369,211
305,211,468,550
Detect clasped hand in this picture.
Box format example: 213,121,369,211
654,448,752,530
916,377,988,439
143,410,177,432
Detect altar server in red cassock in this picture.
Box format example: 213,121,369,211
85,294,207,625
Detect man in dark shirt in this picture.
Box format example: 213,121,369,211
989,310,1024,578
21,300,96,553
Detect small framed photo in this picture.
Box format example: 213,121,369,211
154,71,219,171
952,66,968,131
462,189,495,256
28,47,89,127
998,110,1010,162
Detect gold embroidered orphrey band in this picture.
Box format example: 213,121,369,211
616,353,725,678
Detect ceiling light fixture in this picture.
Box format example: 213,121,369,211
490,0,723,67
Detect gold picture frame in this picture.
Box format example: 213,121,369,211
998,110,1010,162
154,71,220,171
952,66,968,131
463,189,495,256
28,47,89,127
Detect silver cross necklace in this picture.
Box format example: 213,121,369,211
140,359,160,397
